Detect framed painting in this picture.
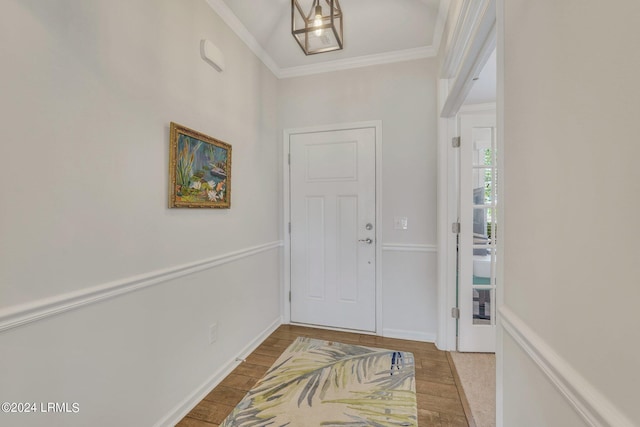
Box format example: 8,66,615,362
169,122,232,208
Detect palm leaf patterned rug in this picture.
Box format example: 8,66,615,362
220,337,417,427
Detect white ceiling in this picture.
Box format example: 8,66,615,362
206,0,447,78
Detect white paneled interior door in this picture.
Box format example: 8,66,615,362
289,127,376,332
458,113,497,352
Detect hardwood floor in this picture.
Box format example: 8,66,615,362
177,324,471,427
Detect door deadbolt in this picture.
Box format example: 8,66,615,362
365,223,373,230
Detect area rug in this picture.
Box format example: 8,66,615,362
220,337,417,427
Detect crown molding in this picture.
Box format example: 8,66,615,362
278,46,437,79
205,0,440,80
205,0,281,77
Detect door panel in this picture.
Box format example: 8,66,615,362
290,128,376,332
336,195,358,302
305,196,325,299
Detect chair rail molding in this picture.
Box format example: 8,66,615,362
382,243,437,253
500,306,635,427
0,241,283,334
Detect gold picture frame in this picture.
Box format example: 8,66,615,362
169,122,232,208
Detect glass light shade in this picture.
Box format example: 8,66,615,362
292,0,343,55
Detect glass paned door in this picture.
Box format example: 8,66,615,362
458,113,497,352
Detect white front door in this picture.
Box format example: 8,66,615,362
458,113,497,352
289,127,376,332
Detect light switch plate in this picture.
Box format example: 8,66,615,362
393,217,408,230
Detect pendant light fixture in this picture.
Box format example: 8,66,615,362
291,0,343,55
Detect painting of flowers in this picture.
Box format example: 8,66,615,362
169,122,232,208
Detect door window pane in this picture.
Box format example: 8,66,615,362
473,208,495,240
472,246,494,285
472,127,494,167
472,168,495,205
473,289,491,325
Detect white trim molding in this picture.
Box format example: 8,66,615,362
436,77,459,352
278,47,437,79
383,328,436,343
441,0,496,118
459,102,496,114
500,306,636,427
0,241,283,334
440,0,470,78
205,0,280,76
440,0,487,79
495,1,505,421
155,317,282,427
382,243,437,253
431,0,452,56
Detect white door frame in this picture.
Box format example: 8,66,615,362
282,121,383,334
495,2,505,425
436,0,497,352
436,79,460,351
437,0,502,424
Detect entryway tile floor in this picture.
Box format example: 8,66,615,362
449,352,496,427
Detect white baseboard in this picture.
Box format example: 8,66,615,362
155,316,283,427
500,306,635,427
383,328,436,343
0,241,283,334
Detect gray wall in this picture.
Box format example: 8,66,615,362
502,0,640,425
0,1,281,425
279,60,439,340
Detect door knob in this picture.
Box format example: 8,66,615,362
358,238,373,244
